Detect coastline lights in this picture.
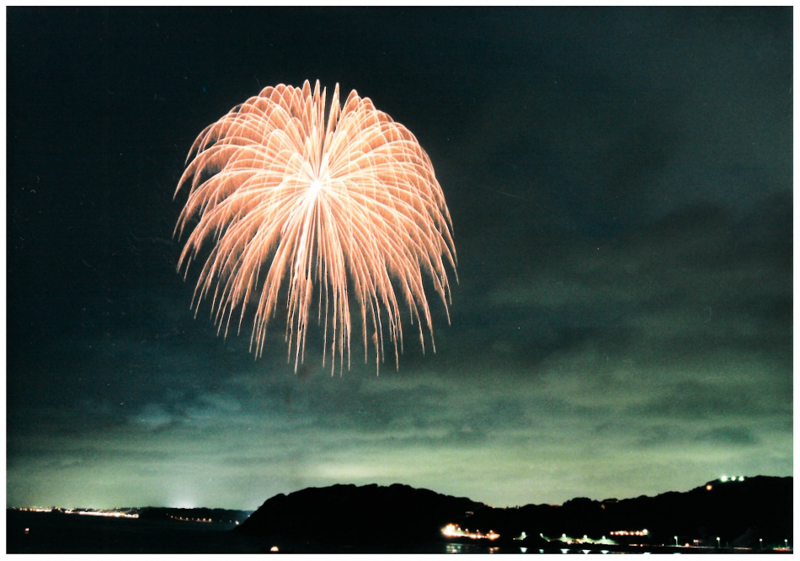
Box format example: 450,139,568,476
442,523,500,541
70,510,139,519
16,507,139,519
550,533,617,546
610,529,649,537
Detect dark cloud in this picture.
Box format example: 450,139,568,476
695,427,759,446
638,379,787,421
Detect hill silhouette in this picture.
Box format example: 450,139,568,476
466,475,792,550
236,476,792,550
236,483,483,546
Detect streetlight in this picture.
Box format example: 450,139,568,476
674,536,678,547
785,539,789,549
716,537,721,549
759,538,763,550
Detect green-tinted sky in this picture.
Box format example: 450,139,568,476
6,6,792,509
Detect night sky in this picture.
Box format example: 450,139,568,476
6,7,792,510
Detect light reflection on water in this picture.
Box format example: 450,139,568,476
445,544,621,554
443,541,500,554
444,542,531,554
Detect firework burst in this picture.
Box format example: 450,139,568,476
175,80,456,373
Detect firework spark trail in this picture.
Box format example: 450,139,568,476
175,80,456,374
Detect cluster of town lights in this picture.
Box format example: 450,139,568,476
69,510,138,519
610,529,649,537
442,523,499,541
169,515,214,523
16,507,138,519
552,533,617,546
